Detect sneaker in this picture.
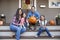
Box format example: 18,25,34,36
51,36,54,38
35,35,39,37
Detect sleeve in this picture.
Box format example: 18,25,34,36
12,16,16,24
12,16,19,25
36,12,40,19
27,12,31,19
26,19,29,26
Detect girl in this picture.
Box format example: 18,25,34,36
35,15,54,37
20,13,26,29
10,8,26,40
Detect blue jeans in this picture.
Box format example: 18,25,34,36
10,24,26,40
37,27,52,37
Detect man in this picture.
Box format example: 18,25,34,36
27,6,40,20
27,6,40,30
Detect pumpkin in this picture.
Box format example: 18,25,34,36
29,16,37,24
0,20,3,26
49,20,55,26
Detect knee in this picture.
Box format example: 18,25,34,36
45,28,48,30
39,27,42,30
10,24,13,30
24,28,26,32
23,27,26,32
17,28,21,32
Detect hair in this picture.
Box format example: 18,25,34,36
31,6,35,8
15,8,23,22
23,13,26,22
40,15,45,20
0,18,3,21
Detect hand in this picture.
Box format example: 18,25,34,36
26,19,28,22
37,19,39,21
43,26,46,29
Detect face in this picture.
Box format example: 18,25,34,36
40,16,45,21
19,9,22,15
31,7,35,13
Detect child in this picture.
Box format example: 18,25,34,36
20,13,26,28
35,15,54,37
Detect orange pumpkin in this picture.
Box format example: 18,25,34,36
0,20,3,26
49,20,55,25
29,16,37,24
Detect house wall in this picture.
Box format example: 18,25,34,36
0,0,19,23
37,0,60,21
0,0,60,23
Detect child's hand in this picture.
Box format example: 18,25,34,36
26,19,28,23
43,26,46,29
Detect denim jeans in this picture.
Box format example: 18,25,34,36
10,24,26,40
37,27,52,37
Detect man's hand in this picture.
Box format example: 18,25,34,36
37,19,39,21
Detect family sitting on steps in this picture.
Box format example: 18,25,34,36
10,6,54,40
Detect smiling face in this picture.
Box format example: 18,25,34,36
40,16,45,21
23,13,26,18
31,6,35,13
19,9,22,15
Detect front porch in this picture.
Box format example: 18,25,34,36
0,26,60,40
0,0,60,40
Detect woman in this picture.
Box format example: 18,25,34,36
10,8,26,40
35,15,54,37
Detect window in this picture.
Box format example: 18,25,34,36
21,0,34,9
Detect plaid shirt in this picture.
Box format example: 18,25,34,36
12,16,21,26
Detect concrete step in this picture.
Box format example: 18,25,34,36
0,31,60,36
0,30,60,32
0,39,60,40
0,26,60,36
0,36,60,40
0,26,60,40
0,26,60,30
0,36,60,39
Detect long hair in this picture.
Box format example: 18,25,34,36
15,8,23,22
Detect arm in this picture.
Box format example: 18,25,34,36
26,11,31,19
38,20,42,26
12,16,16,24
36,12,40,20
12,16,19,26
26,19,29,26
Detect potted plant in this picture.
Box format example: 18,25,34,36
56,14,60,19
55,14,60,25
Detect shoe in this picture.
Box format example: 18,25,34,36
35,35,39,37
12,35,16,38
51,36,54,38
